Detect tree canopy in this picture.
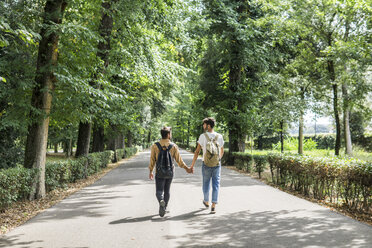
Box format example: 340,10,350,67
0,0,371,197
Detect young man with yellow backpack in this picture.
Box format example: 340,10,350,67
190,117,224,214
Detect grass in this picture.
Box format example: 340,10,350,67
46,153,74,163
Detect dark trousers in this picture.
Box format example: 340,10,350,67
155,176,173,207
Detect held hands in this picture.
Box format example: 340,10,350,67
185,166,194,174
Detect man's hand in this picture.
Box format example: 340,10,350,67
149,172,154,180
186,166,194,174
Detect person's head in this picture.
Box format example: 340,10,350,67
160,126,172,139
202,117,215,131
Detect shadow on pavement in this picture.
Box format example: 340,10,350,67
0,234,43,248
109,209,207,224
168,209,371,248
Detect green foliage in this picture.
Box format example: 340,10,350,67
231,150,372,212
256,135,335,151
45,151,113,192
124,147,138,158
0,127,24,169
45,161,72,192
232,152,269,178
267,153,372,212
0,166,37,210
0,150,119,211
116,149,125,161
273,137,317,151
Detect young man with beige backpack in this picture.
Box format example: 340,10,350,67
190,117,224,214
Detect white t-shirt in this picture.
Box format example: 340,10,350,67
197,131,224,161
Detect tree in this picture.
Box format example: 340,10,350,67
200,0,273,160
286,0,371,156
24,0,68,200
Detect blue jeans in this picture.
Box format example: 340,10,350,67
202,162,221,204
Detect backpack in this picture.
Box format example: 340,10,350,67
155,142,174,178
204,133,220,167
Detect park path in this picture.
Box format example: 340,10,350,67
0,149,371,248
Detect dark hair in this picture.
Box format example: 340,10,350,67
160,126,172,139
203,117,215,129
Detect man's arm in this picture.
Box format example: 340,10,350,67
149,145,156,180
172,145,190,172
190,143,201,171
220,146,224,160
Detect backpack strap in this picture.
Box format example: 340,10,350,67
204,133,218,142
167,143,174,151
155,142,162,150
155,142,173,151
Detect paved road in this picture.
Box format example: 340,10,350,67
1,149,371,248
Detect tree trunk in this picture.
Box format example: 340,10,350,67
257,135,263,150
238,135,246,152
92,123,105,152
147,131,151,147
342,21,352,156
75,121,91,157
328,58,341,156
228,128,238,165
342,83,352,156
24,0,67,200
127,131,133,147
327,33,341,156
54,143,58,153
280,120,284,153
227,61,245,163
298,88,305,155
298,115,304,154
64,139,72,158
107,124,118,162
88,0,116,153
107,137,117,162
187,119,190,147
118,134,125,149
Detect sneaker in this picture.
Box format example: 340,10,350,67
159,200,166,217
210,206,216,214
203,201,209,208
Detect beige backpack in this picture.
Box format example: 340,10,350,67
204,133,220,167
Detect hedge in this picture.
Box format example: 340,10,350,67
231,152,371,212
232,152,268,179
124,147,138,158
0,150,118,211
0,166,37,210
266,154,371,212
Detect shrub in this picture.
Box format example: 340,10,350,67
267,153,371,212
124,147,138,158
312,134,335,149
231,152,268,178
116,149,125,161
231,152,371,213
45,161,71,191
0,166,37,210
0,150,116,211
69,157,88,182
